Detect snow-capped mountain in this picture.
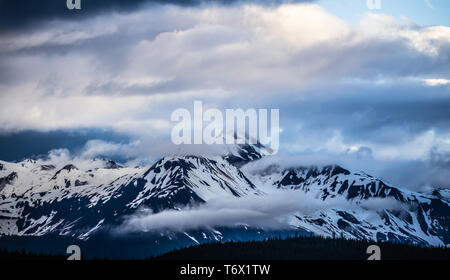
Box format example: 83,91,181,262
253,165,449,246
0,145,449,254
0,158,147,238
0,152,261,240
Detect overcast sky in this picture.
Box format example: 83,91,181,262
0,0,449,191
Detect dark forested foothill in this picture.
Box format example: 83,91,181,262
157,235,450,260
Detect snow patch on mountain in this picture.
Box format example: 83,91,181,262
0,145,449,247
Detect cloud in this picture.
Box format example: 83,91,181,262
0,129,130,162
242,141,450,192
424,78,450,86
79,139,142,159
115,190,405,233
0,0,315,33
0,2,449,191
1,4,449,131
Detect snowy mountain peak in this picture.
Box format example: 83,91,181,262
137,155,262,205
251,163,449,246
0,154,448,247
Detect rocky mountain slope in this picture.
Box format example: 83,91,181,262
0,145,449,254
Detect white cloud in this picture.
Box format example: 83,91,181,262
0,3,450,191
357,13,450,56
1,3,449,134
115,190,405,234
423,78,450,86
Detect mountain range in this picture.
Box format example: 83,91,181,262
0,143,449,258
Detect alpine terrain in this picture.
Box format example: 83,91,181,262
0,143,449,258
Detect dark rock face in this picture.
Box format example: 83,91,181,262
331,166,351,177
0,172,18,192
51,164,78,179
40,165,55,171
104,160,122,169
278,170,305,187
74,180,88,187
61,164,78,172
336,211,360,224
224,144,264,167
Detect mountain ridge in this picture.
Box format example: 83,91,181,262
0,144,449,255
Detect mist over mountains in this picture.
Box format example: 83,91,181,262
0,142,448,258
1,0,450,260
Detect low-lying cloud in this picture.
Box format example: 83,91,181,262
114,191,406,234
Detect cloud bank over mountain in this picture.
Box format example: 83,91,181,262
116,192,404,233
0,2,449,191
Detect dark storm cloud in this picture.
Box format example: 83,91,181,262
0,0,313,33
266,82,450,191
0,2,449,192
373,149,450,191
0,129,130,162
275,82,450,147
